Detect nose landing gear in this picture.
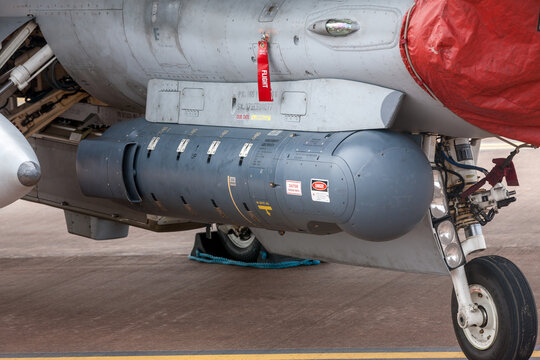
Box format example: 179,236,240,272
428,136,538,359
451,256,537,359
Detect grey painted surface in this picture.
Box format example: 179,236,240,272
64,210,129,240
77,118,433,243
60,103,141,126
0,16,30,44
254,214,448,274
334,130,433,241
1,0,490,138
27,137,150,225
146,79,403,131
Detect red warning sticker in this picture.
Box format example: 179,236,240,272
312,181,327,191
311,179,330,203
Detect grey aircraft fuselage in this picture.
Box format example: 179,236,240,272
2,0,489,139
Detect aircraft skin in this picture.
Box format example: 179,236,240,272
1,0,491,138
0,1,539,359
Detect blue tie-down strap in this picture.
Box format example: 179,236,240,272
190,250,321,269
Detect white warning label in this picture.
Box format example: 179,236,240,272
239,143,253,158
207,140,221,155
311,179,330,203
147,137,160,151
286,180,302,196
267,130,282,136
176,138,190,153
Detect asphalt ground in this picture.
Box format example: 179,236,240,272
0,138,538,359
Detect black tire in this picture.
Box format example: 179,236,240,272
216,225,261,262
451,255,537,360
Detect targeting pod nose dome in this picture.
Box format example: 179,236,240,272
335,131,433,241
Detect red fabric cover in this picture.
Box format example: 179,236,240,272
400,0,540,145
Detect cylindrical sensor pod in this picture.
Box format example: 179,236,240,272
77,118,433,241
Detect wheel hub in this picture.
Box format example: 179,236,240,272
217,225,256,249
463,284,498,350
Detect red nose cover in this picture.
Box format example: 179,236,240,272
400,0,540,145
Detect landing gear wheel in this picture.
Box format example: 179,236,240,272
216,225,261,262
451,255,537,360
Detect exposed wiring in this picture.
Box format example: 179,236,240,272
433,146,466,199
45,59,80,92
471,204,495,226
496,136,521,148
434,138,535,227
25,89,51,104
21,90,82,128
437,143,489,175
444,168,465,198
500,143,536,168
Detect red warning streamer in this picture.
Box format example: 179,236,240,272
257,40,272,102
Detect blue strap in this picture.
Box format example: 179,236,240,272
190,250,320,269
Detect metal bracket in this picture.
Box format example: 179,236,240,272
8,90,89,137
146,78,403,132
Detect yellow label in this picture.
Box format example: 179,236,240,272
256,201,273,216
251,114,272,121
